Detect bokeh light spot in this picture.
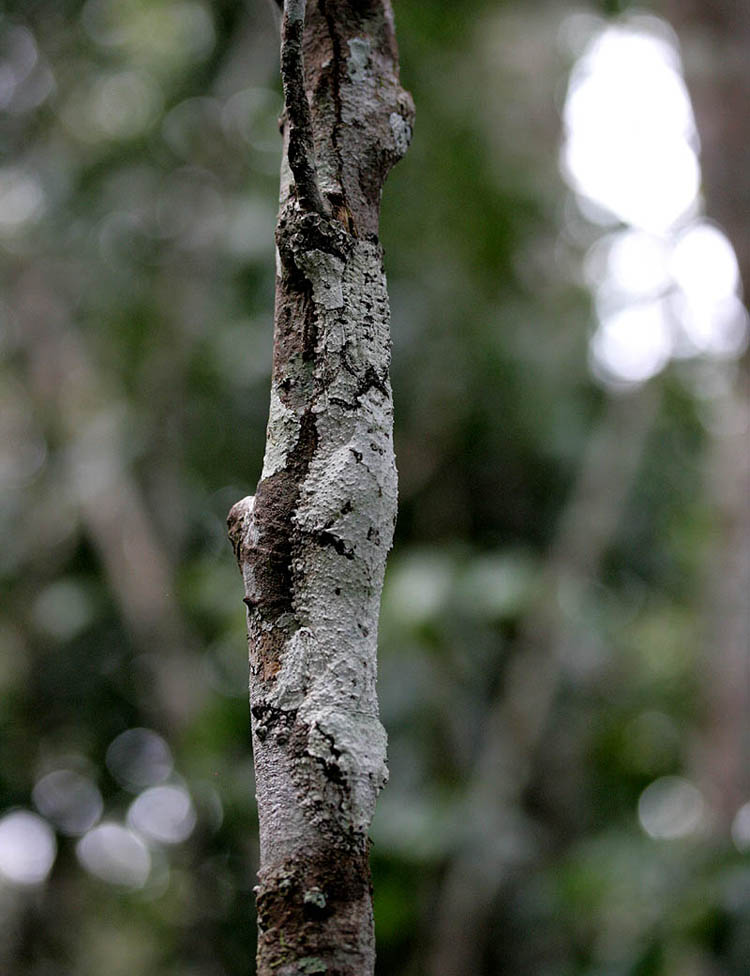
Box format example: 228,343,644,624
562,23,698,234
106,728,173,792
127,784,196,845
637,776,704,840
32,580,96,642
0,810,56,885
32,769,104,837
0,168,45,232
76,822,151,888
590,301,672,386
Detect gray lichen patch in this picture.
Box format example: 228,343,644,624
306,242,391,406
389,112,412,159
305,705,388,829
296,249,345,310
285,0,304,26
347,37,371,83
262,387,302,480
269,626,315,710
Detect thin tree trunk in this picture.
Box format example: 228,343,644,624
228,3,412,974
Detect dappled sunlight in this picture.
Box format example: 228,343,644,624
562,18,698,234
81,0,215,70
561,15,748,388
0,25,55,115
590,300,672,386
1,1,749,972
32,579,96,641
586,230,670,304
61,70,163,144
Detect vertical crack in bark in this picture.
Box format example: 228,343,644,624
229,4,411,975
281,0,327,214
318,0,350,220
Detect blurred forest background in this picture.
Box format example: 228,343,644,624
1,0,749,974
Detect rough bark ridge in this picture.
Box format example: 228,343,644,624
228,3,412,974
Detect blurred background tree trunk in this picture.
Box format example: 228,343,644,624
661,0,750,832
429,384,661,976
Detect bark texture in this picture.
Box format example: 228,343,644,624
228,3,412,974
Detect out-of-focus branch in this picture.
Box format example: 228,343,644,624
694,375,750,827
15,268,203,734
660,0,750,832
429,384,661,976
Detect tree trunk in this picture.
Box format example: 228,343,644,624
228,3,412,974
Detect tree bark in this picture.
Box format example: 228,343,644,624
228,3,412,974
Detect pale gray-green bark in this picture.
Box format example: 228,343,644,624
228,2,412,973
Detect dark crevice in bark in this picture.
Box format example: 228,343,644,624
250,408,319,622
318,0,351,223
315,531,356,560
277,209,353,268
281,0,327,214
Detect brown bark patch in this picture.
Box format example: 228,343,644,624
256,840,373,975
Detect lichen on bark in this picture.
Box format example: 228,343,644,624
227,2,412,974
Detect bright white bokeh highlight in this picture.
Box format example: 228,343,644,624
590,301,672,386
671,223,740,302
32,769,103,836
637,776,704,840
589,230,671,302
127,784,196,845
562,22,698,235
670,223,749,357
561,16,748,388
0,810,57,885
76,822,151,888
